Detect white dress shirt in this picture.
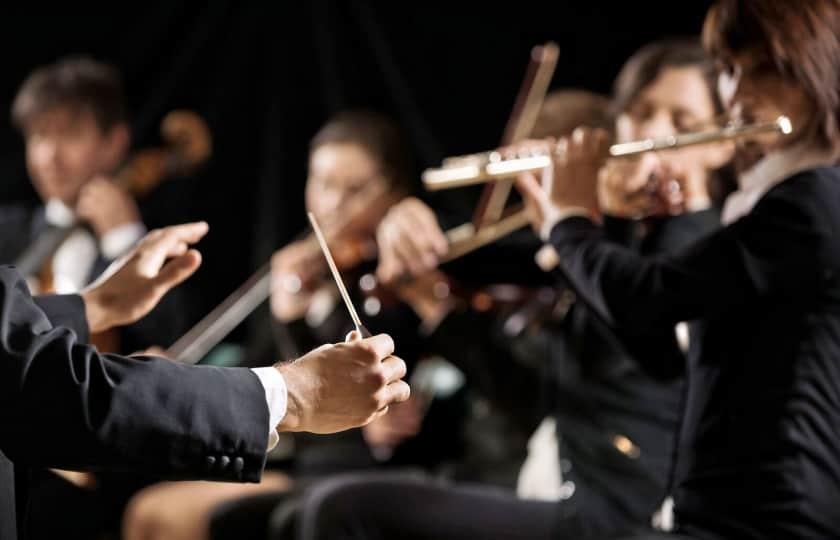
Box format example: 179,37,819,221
250,367,288,450
44,198,147,293
722,144,840,225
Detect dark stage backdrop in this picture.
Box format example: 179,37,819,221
0,1,712,342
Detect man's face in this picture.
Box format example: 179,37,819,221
24,107,125,206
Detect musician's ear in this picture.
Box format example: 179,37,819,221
703,139,735,170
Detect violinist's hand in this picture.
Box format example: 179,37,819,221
376,197,449,284
81,222,207,333
275,332,410,434
362,394,424,450
270,240,321,322
76,176,143,238
513,128,610,235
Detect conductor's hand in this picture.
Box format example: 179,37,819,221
275,332,410,434
81,222,208,333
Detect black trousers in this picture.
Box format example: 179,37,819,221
280,472,592,540
207,472,704,540
269,472,706,540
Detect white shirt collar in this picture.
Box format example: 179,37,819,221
721,144,839,225
44,198,77,227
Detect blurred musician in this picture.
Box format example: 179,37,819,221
3,56,186,352
272,38,734,540
7,57,141,290
376,89,616,487
121,111,442,540
518,38,733,506
510,1,840,538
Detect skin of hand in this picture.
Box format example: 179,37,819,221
375,197,449,285
269,240,323,322
76,176,143,238
81,222,208,333
275,331,411,434
362,394,424,449
513,128,610,233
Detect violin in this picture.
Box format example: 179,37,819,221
34,110,210,353
356,43,567,333
165,181,403,365
274,182,402,298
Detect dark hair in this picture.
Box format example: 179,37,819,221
531,90,613,139
703,0,840,149
11,56,126,133
613,38,719,119
310,110,412,191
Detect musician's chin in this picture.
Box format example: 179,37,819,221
733,141,766,175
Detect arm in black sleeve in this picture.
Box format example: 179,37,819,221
0,267,270,482
547,172,832,334
639,208,720,255
602,215,640,248
32,294,90,341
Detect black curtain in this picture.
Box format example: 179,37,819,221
0,1,712,339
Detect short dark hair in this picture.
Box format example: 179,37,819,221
310,110,412,190
703,0,840,149
612,38,719,119
12,56,126,133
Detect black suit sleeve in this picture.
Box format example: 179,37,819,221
639,208,720,255
547,172,831,333
32,294,90,341
0,266,269,482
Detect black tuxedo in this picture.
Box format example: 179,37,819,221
0,267,271,540
547,167,840,539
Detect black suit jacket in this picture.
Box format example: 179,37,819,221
547,167,840,540
0,267,270,540
547,210,719,536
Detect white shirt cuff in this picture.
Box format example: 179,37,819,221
250,367,288,452
539,206,592,242
100,222,146,260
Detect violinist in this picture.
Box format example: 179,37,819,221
269,110,447,473
5,56,144,293
3,56,188,353
273,38,734,540
121,110,441,540
269,110,411,343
